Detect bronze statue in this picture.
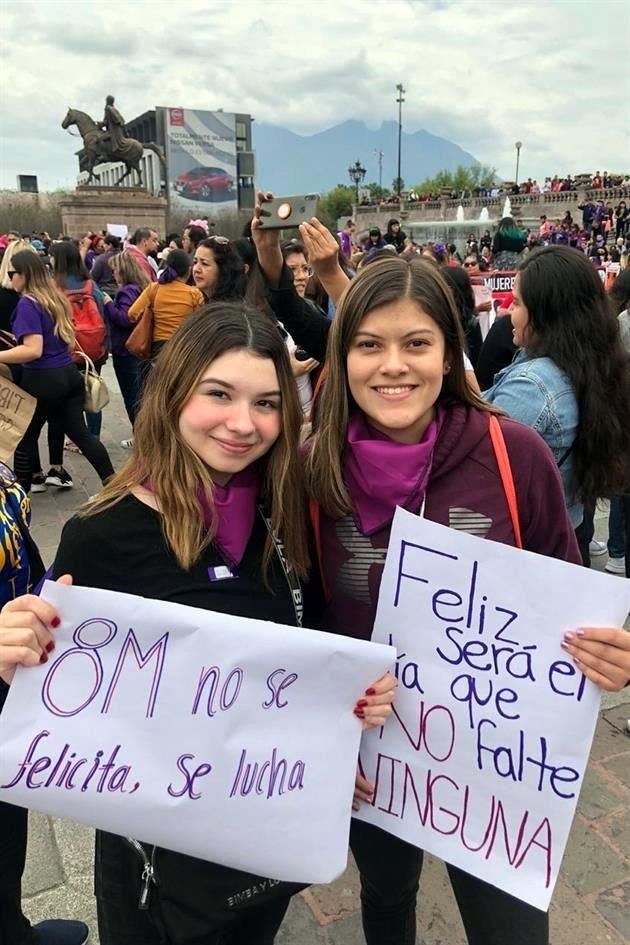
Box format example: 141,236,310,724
62,98,165,187
99,95,126,154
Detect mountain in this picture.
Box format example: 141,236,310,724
252,119,481,194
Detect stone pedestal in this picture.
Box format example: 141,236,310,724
59,187,167,238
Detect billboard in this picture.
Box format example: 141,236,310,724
158,108,238,213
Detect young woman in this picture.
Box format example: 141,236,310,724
0,303,395,945
192,237,247,303
128,248,204,362
0,251,114,493
104,251,150,433
491,217,526,271
440,264,483,369
484,246,630,564
51,240,108,442
304,254,630,945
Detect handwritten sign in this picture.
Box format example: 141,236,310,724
0,377,36,463
0,583,394,884
356,508,630,910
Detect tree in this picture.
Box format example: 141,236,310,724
318,184,355,230
392,177,405,194
413,164,498,195
367,182,391,201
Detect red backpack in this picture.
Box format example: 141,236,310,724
65,280,107,363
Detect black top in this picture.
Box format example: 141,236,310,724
476,314,517,391
267,264,330,363
52,493,306,627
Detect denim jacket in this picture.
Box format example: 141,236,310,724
484,350,582,526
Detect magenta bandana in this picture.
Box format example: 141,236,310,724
343,408,442,535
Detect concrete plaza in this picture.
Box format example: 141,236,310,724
17,365,630,944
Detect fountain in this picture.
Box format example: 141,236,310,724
502,197,512,219
456,205,465,223
479,207,490,223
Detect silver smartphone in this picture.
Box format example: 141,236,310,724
258,194,320,230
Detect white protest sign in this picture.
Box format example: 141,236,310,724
356,508,630,911
0,583,394,884
106,223,128,238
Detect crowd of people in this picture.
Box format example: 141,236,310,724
0,196,629,945
356,169,630,208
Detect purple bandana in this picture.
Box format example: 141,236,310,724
196,466,260,568
343,408,443,535
144,467,259,569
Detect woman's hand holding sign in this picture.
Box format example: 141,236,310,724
562,627,630,691
0,575,72,684
355,671,397,729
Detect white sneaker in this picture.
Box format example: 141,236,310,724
589,540,608,556
121,438,134,449
605,557,626,575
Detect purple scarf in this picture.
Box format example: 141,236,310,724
343,409,442,535
144,467,259,569
196,467,260,568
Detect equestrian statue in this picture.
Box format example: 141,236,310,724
62,96,165,187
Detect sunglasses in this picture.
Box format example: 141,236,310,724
463,262,476,268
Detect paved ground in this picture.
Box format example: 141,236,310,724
17,365,630,944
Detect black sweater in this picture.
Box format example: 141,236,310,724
52,494,310,627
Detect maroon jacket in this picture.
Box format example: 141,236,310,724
318,402,580,641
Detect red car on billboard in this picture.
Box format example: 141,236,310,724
174,166,235,200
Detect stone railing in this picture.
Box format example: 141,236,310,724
351,187,630,227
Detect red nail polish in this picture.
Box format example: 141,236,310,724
46,642,55,653
51,617,61,629
354,708,365,718
40,652,48,664
356,699,369,708
365,688,376,696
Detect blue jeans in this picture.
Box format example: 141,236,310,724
112,353,141,426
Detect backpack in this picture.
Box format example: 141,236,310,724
65,280,107,363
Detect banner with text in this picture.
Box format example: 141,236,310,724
158,107,238,214
0,583,394,884
356,508,630,910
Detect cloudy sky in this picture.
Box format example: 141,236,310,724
1,0,628,191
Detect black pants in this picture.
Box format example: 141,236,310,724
95,830,293,945
622,494,630,577
574,508,594,567
350,819,549,945
15,365,114,491
0,681,35,945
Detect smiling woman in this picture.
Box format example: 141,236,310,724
303,253,630,945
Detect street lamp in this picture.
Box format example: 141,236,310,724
514,140,523,186
374,149,384,190
396,83,406,197
348,159,366,203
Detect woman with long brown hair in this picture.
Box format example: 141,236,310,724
0,302,395,945
304,254,630,945
0,251,113,492
105,250,150,437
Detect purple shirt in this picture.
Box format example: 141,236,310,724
104,283,142,355
11,296,72,370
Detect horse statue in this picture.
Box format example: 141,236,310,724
62,107,165,188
